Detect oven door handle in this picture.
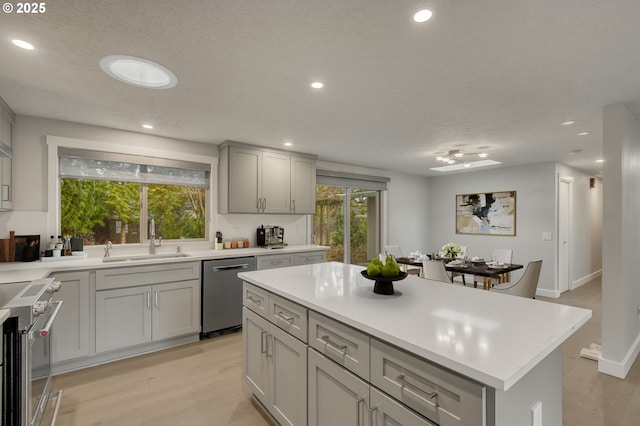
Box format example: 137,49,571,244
29,300,63,339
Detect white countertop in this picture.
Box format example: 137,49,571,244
0,245,328,284
238,261,592,391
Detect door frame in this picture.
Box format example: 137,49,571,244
557,175,574,292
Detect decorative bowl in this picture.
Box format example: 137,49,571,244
360,270,408,295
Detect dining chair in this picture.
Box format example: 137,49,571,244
491,260,542,298
422,259,451,283
384,245,421,275
474,248,513,287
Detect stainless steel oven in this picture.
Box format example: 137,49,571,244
2,278,63,426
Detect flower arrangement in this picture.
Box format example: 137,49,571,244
441,243,462,260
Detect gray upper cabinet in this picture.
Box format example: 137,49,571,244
0,100,15,212
219,141,316,214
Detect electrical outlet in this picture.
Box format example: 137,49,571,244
542,232,552,241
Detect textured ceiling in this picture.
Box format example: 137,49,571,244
1,0,640,177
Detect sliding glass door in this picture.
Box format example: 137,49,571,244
315,186,379,265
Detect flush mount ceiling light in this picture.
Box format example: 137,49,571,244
431,160,502,172
12,39,34,50
100,55,177,89
413,9,433,23
435,149,488,165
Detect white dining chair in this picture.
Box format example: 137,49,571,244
491,260,542,298
422,259,451,283
473,248,514,288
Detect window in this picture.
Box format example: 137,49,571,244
314,170,389,265
59,148,209,245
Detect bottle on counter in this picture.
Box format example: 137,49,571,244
49,235,56,250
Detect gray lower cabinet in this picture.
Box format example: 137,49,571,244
243,306,307,426
96,279,199,353
257,250,327,270
49,271,92,363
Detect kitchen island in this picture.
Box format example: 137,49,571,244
239,261,591,426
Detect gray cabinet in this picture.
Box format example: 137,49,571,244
243,306,307,426
50,271,92,363
219,141,316,214
257,250,327,270
0,102,15,211
95,262,200,353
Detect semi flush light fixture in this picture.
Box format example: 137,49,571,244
435,149,488,164
100,55,177,89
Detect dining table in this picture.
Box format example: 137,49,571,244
396,256,524,289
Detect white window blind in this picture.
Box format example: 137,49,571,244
59,148,210,187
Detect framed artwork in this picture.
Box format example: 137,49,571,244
456,191,516,236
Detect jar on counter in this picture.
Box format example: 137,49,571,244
231,240,238,249
243,239,250,248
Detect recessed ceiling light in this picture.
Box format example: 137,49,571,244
577,132,589,136
12,39,34,50
454,152,464,158
478,153,488,158
561,120,575,126
413,9,433,23
311,81,324,89
142,124,153,129
99,55,177,89
284,141,293,147
596,159,604,163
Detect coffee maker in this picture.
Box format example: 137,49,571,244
257,225,286,248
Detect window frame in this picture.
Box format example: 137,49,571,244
47,135,217,250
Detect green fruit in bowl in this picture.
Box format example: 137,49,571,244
381,256,401,277
366,263,382,276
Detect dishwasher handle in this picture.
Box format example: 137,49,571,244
211,263,251,272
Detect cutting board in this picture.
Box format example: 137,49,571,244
0,231,15,262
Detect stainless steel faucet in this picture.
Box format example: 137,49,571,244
104,241,113,258
149,218,161,254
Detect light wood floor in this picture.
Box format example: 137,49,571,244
54,277,639,426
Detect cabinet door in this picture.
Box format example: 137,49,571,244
243,308,270,405
370,387,436,426
50,271,91,362
262,151,291,213
96,286,152,353
290,155,316,214
152,279,200,340
270,325,307,426
294,251,327,265
257,253,294,270
308,348,369,426
228,146,262,213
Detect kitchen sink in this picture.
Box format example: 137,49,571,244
102,253,191,263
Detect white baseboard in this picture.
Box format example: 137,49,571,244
598,332,640,379
536,288,560,298
572,269,602,290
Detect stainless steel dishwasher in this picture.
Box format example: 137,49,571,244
201,256,256,337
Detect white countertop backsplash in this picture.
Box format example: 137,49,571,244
0,244,328,284
239,261,592,391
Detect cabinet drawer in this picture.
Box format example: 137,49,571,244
257,254,294,270
370,387,436,426
370,339,486,426
294,251,326,265
309,311,370,381
96,261,200,290
268,293,308,343
243,282,269,318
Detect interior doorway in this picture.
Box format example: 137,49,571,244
558,176,573,293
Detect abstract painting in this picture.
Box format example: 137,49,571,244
456,191,516,236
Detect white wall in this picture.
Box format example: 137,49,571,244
600,103,640,378
426,162,602,296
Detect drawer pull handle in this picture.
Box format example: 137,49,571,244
276,312,294,323
260,331,267,354
266,334,273,358
247,296,262,305
396,374,438,400
355,398,364,426
321,335,348,355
